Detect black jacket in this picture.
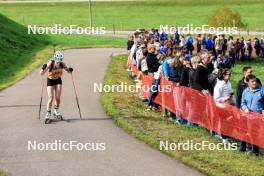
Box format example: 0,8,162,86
169,66,184,83
127,41,134,50
196,63,213,92
146,53,160,73
179,66,191,87
189,68,203,91
235,77,262,108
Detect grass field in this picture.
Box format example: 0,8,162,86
0,13,125,90
102,54,264,176
0,0,263,31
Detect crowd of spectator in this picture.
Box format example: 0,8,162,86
127,29,264,156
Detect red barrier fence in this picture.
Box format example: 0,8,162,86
130,64,264,148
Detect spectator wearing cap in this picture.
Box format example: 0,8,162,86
241,74,264,156
185,34,194,55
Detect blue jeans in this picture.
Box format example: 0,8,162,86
240,141,259,155
230,53,235,67
176,115,187,124
241,48,246,61
247,49,252,61
148,79,160,107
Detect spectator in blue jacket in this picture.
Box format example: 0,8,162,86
185,34,194,55
174,30,180,45
241,74,264,156
160,31,167,45
162,57,175,79
160,42,169,55
206,36,214,51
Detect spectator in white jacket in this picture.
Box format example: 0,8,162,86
213,68,233,144
214,68,233,104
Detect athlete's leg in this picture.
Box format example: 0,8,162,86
54,84,62,115
46,86,54,118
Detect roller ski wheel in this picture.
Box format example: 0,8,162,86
54,114,63,121
44,118,51,124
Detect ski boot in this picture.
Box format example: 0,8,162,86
54,108,63,121
44,111,52,124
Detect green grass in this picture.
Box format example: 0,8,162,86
0,13,52,89
101,54,264,176
0,13,125,90
0,1,263,31
230,59,264,91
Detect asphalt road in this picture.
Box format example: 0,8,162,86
0,48,203,176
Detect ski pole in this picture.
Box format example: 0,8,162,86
38,76,45,120
70,73,82,119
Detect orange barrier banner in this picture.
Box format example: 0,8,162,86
130,63,264,148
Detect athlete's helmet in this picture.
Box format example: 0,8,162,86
54,51,63,62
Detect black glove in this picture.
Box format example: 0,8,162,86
68,67,73,73
42,64,47,70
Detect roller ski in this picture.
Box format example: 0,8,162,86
44,111,52,124
53,108,63,121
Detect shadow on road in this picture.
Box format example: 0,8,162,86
42,117,111,124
